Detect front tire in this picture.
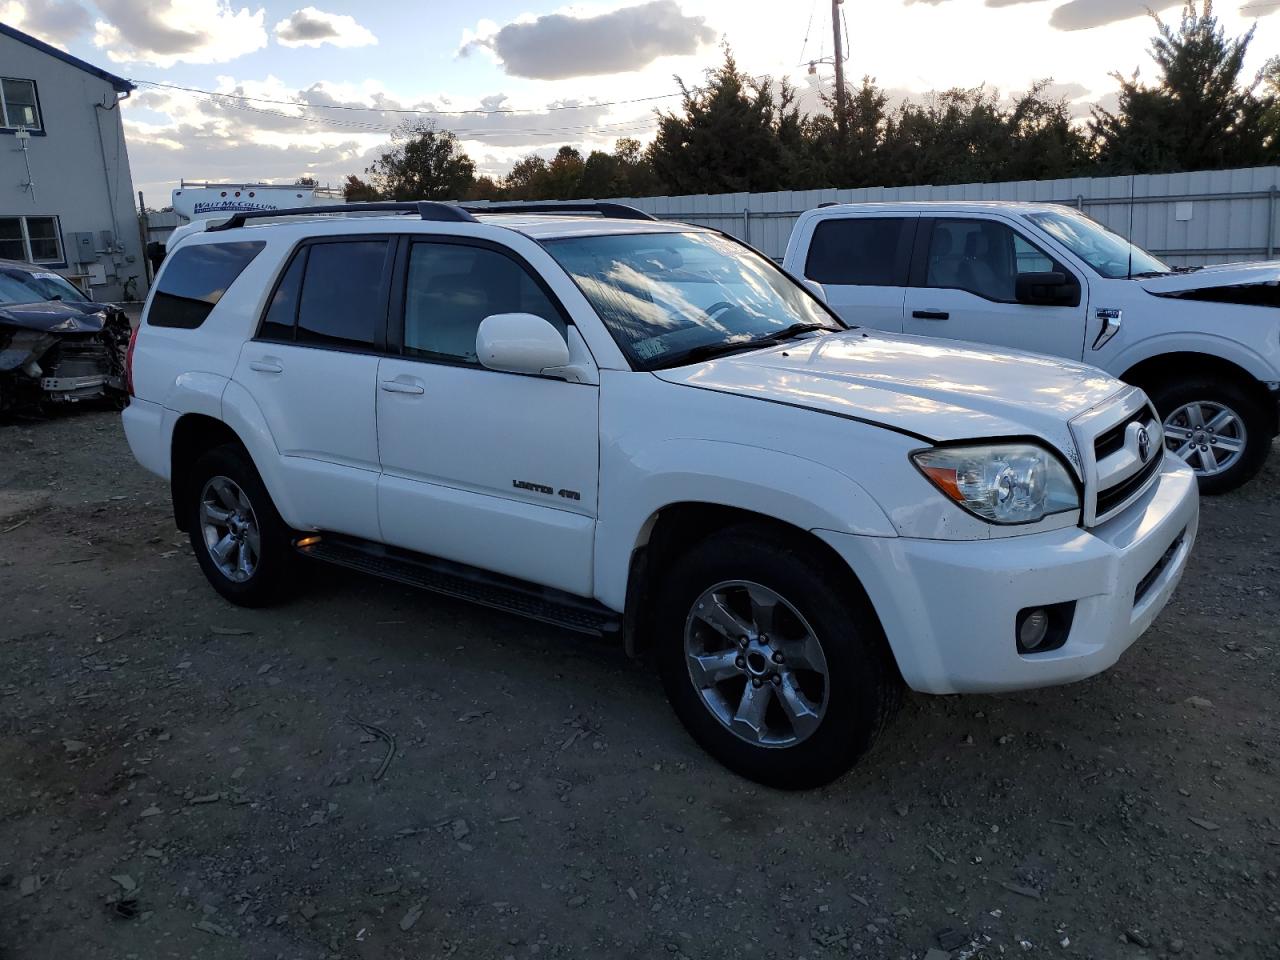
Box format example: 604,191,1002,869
1147,377,1272,495
654,525,900,789
186,444,294,607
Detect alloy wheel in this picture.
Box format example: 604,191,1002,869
1162,400,1247,478
683,580,830,748
199,475,261,583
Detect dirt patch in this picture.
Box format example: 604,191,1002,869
1,411,1277,959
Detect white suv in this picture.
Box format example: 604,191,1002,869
123,201,1199,787
783,201,1280,493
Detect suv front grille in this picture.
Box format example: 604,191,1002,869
1071,388,1165,527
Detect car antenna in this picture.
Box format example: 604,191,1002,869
1126,174,1136,280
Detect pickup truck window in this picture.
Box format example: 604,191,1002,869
403,242,566,364
545,231,840,370
296,239,388,350
805,217,912,286
1026,209,1170,279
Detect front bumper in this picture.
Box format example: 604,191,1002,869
818,452,1199,695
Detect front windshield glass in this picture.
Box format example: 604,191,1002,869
1026,209,1170,279
0,268,89,303
544,231,842,370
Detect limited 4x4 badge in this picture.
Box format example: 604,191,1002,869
513,480,581,502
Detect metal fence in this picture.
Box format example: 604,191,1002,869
568,165,1280,266
145,165,1280,268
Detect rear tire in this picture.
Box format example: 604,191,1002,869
186,444,294,607
654,525,901,789
1146,377,1271,495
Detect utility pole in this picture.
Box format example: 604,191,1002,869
832,0,847,134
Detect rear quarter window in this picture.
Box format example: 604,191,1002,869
804,217,913,286
147,241,266,329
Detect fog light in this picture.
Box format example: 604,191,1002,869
1017,607,1050,651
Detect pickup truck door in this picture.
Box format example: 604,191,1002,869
375,237,599,597
233,236,390,541
901,217,1089,360
795,214,916,332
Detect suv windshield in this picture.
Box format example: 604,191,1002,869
0,268,89,304
1026,209,1170,279
544,231,842,370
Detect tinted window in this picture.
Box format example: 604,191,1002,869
258,250,305,341
924,219,1022,301
296,240,388,349
805,217,911,286
403,243,565,364
148,241,265,329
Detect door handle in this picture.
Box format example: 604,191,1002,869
248,359,283,373
380,378,425,396
912,310,950,321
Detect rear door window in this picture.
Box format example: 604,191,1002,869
804,217,913,286
294,239,389,350
148,241,265,329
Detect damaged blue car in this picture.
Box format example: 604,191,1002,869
0,258,130,412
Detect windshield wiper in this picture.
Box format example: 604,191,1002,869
644,323,836,371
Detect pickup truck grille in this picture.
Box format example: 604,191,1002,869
1071,388,1165,527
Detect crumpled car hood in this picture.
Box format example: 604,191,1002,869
0,300,113,333
1137,261,1280,295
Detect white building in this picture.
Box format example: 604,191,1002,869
0,21,146,301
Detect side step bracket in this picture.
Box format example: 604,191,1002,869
295,536,621,637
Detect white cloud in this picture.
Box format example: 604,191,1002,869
459,0,717,80
1049,0,1181,31
92,0,267,67
1,0,93,46
274,7,377,48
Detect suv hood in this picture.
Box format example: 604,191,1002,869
1137,261,1279,298
0,299,114,334
655,330,1123,450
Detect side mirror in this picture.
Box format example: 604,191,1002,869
476,313,571,376
1015,271,1081,308
800,278,828,303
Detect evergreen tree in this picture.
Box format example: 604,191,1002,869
1091,1,1276,172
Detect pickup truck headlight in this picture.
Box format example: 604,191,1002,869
912,443,1079,524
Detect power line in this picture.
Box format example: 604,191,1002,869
131,78,688,117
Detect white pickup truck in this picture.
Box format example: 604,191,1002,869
122,202,1199,787
783,201,1280,493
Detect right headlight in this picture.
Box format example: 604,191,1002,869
912,443,1080,525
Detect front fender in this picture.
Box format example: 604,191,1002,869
594,438,896,611
1112,332,1280,386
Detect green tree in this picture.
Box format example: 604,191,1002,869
366,120,476,200
647,45,800,194
541,146,587,198
800,77,889,188
465,175,504,201
1091,1,1277,173
342,174,380,202
502,154,549,200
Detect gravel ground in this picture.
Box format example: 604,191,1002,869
0,410,1277,960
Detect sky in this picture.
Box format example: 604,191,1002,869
2,0,1278,202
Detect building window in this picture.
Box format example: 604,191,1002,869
0,216,64,264
0,78,41,131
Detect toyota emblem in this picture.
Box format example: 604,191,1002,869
1137,427,1151,463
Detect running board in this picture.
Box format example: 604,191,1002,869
294,535,621,637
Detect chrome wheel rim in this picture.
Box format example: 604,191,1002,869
683,580,830,749
1162,401,1247,478
199,475,260,583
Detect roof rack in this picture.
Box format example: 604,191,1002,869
464,202,656,221
206,201,478,232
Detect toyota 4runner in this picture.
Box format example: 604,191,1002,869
123,201,1200,788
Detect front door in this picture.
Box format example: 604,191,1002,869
902,217,1089,360
233,236,392,540
375,237,599,597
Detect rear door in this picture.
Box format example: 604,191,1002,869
902,216,1089,359
797,214,916,331
375,236,599,597
233,236,392,540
